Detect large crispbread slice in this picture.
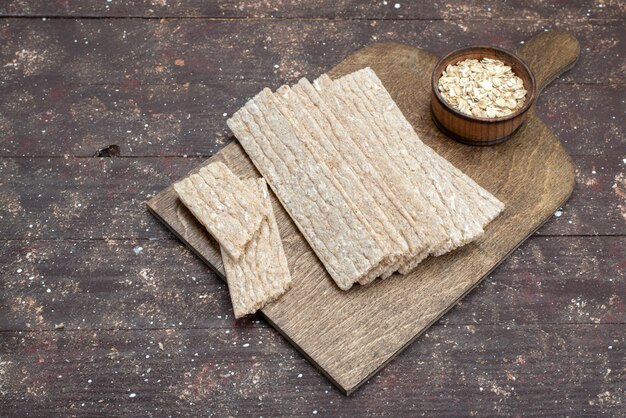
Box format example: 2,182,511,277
173,162,267,260
351,68,504,261
337,72,479,255
222,178,292,318
274,83,406,281
228,93,384,290
361,69,503,224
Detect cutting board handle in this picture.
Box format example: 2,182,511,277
516,31,580,94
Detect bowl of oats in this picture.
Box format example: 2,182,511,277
431,46,536,146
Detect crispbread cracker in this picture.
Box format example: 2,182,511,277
173,162,266,260
336,74,459,256
249,91,384,288
339,71,480,256
269,86,393,277
226,66,504,289
297,76,423,280
222,178,292,318
354,68,504,253
311,74,434,271
275,82,405,280
228,92,384,290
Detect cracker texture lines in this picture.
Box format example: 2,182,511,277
228,67,504,289
173,162,267,260
222,178,292,318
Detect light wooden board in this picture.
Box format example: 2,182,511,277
147,31,579,395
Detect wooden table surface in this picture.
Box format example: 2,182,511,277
0,1,624,416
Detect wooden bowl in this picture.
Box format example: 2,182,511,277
431,46,537,146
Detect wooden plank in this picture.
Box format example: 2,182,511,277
0,155,623,241
538,84,625,156
441,236,626,326
0,156,202,241
0,238,240,332
0,19,623,88
0,5,621,415
147,32,582,393
0,81,263,158
1,83,622,158
1,0,624,19
538,155,626,236
1,237,623,332
0,325,623,415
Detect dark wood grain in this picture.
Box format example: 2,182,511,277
0,19,623,88
1,0,624,414
0,19,622,161
0,156,623,240
148,32,582,393
1,324,623,416
538,84,625,156
1,236,623,332
1,0,624,19
538,156,626,236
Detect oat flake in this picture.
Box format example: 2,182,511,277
438,57,527,118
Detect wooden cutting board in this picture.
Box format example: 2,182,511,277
147,31,579,395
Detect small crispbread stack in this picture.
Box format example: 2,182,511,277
174,163,292,317
220,178,292,318
174,162,269,260
229,91,387,290
227,67,504,290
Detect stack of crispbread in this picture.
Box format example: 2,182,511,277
174,162,292,318
228,67,504,290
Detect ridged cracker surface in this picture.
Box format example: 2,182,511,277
222,178,292,318
311,74,435,276
275,83,406,281
339,71,479,257
228,90,385,290
173,162,267,260
353,68,504,259
226,66,504,290
363,69,504,226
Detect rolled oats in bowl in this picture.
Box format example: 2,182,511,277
437,58,527,118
